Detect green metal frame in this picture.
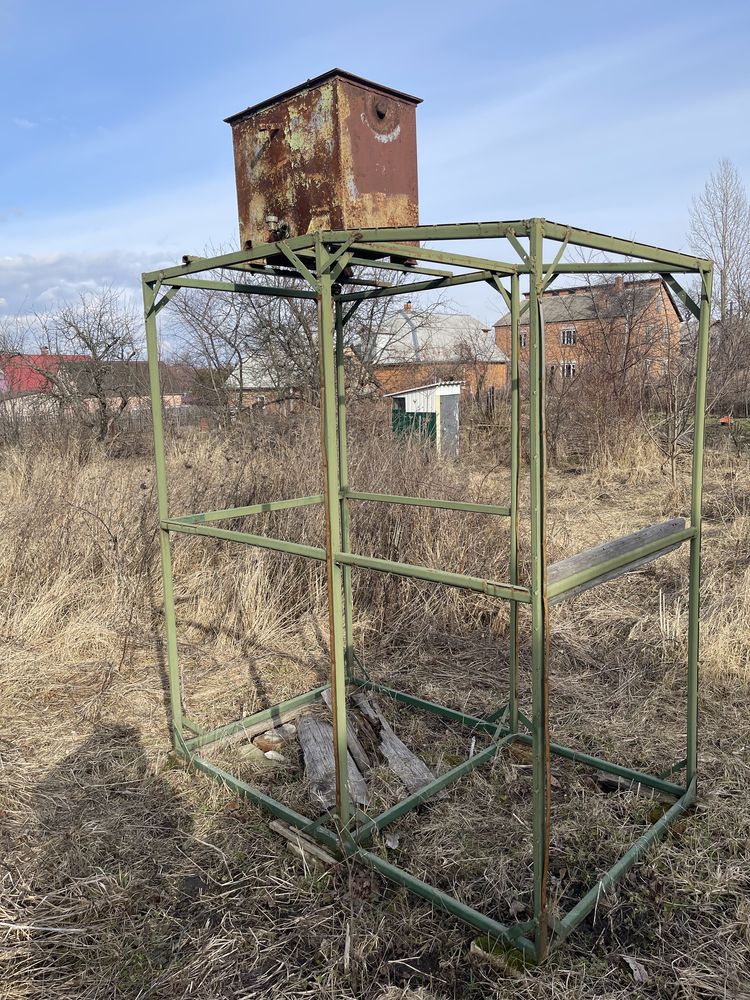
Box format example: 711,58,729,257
142,219,713,964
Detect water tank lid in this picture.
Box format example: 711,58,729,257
224,67,422,125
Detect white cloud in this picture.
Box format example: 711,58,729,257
0,250,169,315
12,117,36,129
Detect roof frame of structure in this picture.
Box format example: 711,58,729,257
142,219,711,307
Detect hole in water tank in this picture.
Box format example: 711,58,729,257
374,100,387,120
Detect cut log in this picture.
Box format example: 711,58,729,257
351,693,434,794
321,688,372,775
548,517,686,604
297,714,368,809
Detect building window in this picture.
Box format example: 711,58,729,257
560,326,577,346
519,331,527,348
561,360,577,379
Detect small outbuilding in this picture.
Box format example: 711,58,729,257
385,380,461,458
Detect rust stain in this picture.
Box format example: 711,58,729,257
226,70,420,246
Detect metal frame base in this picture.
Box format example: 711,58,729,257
176,679,695,963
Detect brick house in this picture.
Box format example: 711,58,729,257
493,277,682,386
369,303,507,406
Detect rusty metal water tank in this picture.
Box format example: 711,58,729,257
225,69,421,247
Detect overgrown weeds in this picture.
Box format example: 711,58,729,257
1,413,749,998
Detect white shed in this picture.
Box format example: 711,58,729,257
385,381,462,457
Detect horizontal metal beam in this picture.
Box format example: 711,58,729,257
551,778,696,948
161,275,318,299
162,519,326,561
336,268,498,302
142,234,317,282
345,490,511,516
345,256,453,278
171,494,324,526
548,262,697,274
352,241,519,273
353,845,536,958
322,221,532,244
353,734,516,844
182,255,310,281
184,684,330,752
543,221,710,270
511,731,686,798
333,551,531,603
188,751,333,836
351,678,502,735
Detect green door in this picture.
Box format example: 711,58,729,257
392,406,437,442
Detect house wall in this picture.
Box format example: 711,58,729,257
494,282,681,382
374,361,507,401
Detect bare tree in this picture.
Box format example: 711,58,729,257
689,159,750,415
171,279,260,413
35,288,142,440
689,159,750,326
172,262,442,410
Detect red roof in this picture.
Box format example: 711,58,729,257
0,353,90,396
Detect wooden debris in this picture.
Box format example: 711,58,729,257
351,692,434,794
217,707,305,749
297,714,368,809
268,820,338,868
253,722,297,753
321,688,372,774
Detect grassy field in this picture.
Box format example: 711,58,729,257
1,414,749,999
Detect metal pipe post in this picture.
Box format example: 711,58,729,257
335,300,356,678
527,219,551,960
316,250,351,827
509,272,521,733
686,265,713,787
143,280,183,745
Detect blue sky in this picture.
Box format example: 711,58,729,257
1,0,749,325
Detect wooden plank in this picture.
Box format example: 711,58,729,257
297,714,368,809
351,693,435,794
321,688,372,775
548,518,686,604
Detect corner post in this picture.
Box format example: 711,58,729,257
316,243,352,828
509,271,521,734
528,219,551,961
686,264,713,790
335,300,356,680
143,279,184,747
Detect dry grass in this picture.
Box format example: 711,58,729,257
1,414,749,999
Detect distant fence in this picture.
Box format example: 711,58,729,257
0,399,224,446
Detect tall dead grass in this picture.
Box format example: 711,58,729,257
1,413,750,999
